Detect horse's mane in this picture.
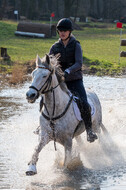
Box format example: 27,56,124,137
42,54,69,95
52,59,69,94
41,54,69,94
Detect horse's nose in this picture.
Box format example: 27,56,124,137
26,91,30,98
26,91,36,99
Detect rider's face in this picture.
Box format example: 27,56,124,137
58,30,70,40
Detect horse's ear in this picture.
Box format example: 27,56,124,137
36,55,41,67
45,54,50,65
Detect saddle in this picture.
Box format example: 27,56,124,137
72,96,95,121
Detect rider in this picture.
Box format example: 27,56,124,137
49,18,98,143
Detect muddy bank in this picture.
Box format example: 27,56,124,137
0,64,126,87
0,58,126,80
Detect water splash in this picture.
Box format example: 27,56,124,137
0,76,126,189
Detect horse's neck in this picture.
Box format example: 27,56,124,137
44,74,69,116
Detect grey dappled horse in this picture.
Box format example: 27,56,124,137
26,54,103,175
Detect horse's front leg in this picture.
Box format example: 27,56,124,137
64,137,72,167
26,132,50,175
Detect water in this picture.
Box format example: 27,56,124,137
0,75,126,190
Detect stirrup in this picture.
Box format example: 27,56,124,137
87,130,98,143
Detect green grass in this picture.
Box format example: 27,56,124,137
0,21,56,63
0,20,126,75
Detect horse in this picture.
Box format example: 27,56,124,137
25,54,103,175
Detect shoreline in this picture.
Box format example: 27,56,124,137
0,70,126,86
0,60,126,86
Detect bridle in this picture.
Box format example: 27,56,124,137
29,66,73,150
29,66,59,96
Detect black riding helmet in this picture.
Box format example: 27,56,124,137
57,18,73,31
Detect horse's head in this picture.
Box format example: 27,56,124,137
26,54,55,103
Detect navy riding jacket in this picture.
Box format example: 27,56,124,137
49,36,83,81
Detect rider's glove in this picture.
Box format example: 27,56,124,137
64,71,69,79
64,69,70,80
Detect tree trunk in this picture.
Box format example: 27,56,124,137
64,0,75,17
74,0,79,22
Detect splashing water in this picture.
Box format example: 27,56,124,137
0,76,126,190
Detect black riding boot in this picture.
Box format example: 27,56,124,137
76,99,98,143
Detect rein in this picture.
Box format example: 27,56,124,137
42,95,73,121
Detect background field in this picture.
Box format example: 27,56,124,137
0,20,126,76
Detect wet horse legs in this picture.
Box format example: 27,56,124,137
64,138,72,167
26,134,50,175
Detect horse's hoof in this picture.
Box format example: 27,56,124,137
26,164,37,176
26,171,37,176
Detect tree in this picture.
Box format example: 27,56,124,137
1,0,126,21
0,0,14,19
64,0,76,17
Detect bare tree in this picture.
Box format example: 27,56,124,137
1,0,126,21
73,0,80,21
0,0,14,19
64,0,76,17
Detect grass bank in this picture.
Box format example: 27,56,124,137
0,20,126,78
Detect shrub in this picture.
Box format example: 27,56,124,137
9,64,26,84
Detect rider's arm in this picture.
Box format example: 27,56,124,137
49,43,83,74
49,45,55,55
65,43,83,74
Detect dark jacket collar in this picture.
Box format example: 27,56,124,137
58,35,76,46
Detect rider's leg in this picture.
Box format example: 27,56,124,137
66,79,97,143
79,100,98,142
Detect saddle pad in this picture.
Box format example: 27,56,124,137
72,100,82,121
72,99,95,121
88,99,96,116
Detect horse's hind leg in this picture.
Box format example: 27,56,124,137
75,135,83,145
75,135,85,151
26,133,50,175
64,137,72,167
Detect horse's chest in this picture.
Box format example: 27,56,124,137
41,119,74,138
40,107,79,140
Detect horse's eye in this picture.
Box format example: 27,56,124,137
43,75,46,78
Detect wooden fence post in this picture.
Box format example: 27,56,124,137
120,39,126,57
0,47,10,60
